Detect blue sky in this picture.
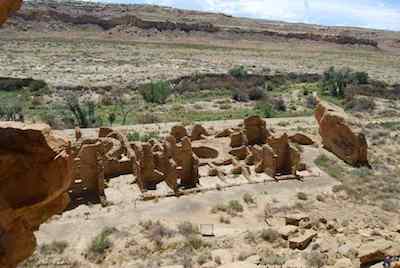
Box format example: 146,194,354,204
87,0,400,31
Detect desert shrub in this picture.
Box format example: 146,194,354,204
219,103,232,110
86,227,115,261
39,241,68,255
351,167,373,177
344,96,375,112
197,250,212,265
314,154,344,179
243,193,256,204
147,221,175,247
304,251,327,268
381,199,399,212
107,112,116,126
297,192,308,200
127,131,160,142
127,131,141,142
260,228,280,243
29,80,47,92
65,95,102,128
185,236,209,250
136,112,161,124
255,101,274,118
232,88,250,102
316,194,326,202
305,94,317,108
214,256,222,265
352,71,369,84
211,203,228,214
140,80,172,104
219,215,231,224
244,231,257,244
248,87,265,100
0,102,24,121
178,222,199,237
229,65,248,79
321,67,369,98
272,97,287,111
321,67,352,97
227,200,244,213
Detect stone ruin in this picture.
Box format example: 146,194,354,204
68,127,135,208
0,110,371,267
65,115,309,206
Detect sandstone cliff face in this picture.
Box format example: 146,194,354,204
0,0,22,26
0,122,72,268
315,99,370,168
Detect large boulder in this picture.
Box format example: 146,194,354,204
0,0,22,26
315,98,370,167
0,122,72,268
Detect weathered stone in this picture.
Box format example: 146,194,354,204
315,98,370,167
136,143,164,191
75,127,82,141
230,131,247,148
170,125,188,142
285,213,310,226
215,128,233,138
289,230,317,250
359,239,400,265
0,122,72,268
243,116,269,145
278,225,298,240
334,258,353,268
253,144,277,176
175,137,200,187
192,146,219,159
0,0,22,26
229,145,249,160
289,133,314,145
191,124,209,141
98,127,115,138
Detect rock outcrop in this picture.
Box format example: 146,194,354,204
0,0,22,26
0,122,72,268
315,98,370,168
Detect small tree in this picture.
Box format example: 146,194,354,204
229,65,248,79
65,95,102,128
140,80,172,104
107,112,116,126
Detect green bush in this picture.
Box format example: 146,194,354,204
140,80,172,104
127,131,160,142
255,101,274,118
260,229,280,243
243,193,256,204
65,95,102,128
321,67,369,98
344,96,375,112
87,227,114,256
229,65,248,79
228,200,244,213
178,222,199,237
